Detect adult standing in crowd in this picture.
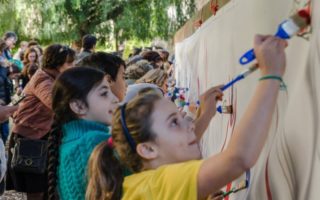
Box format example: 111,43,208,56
2,32,17,60
7,44,75,200
0,105,18,195
28,41,44,66
13,41,28,61
76,34,97,64
0,39,13,144
15,48,40,89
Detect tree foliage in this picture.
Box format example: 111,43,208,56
1,0,195,47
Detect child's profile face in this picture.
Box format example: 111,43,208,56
83,77,119,125
148,98,201,164
110,65,127,101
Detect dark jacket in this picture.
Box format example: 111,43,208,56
0,66,12,104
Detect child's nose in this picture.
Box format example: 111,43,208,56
184,118,195,133
112,95,119,104
188,121,195,133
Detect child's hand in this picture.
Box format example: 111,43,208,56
209,190,224,200
199,85,224,117
16,87,23,95
254,35,287,77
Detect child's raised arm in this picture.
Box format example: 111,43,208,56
194,85,223,140
197,35,288,199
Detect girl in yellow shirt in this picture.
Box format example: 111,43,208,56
86,34,288,200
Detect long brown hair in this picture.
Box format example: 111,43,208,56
23,47,39,66
47,67,106,200
86,92,162,200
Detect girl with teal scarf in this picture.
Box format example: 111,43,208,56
47,67,119,200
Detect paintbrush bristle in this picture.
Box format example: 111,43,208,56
290,8,311,29
221,105,233,114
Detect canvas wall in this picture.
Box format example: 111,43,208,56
174,0,319,199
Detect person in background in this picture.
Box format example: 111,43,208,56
159,50,172,74
17,63,39,90
128,47,142,59
79,52,127,101
0,104,18,195
136,68,168,94
23,47,39,67
2,31,17,60
76,34,97,64
13,41,28,61
0,39,13,144
141,51,163,69
28,41,43,66
125,59,153,85
7,44,76,200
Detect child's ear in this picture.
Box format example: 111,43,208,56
106,74,114,85
136,142,158,160
69,100,87,116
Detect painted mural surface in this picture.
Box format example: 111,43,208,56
175,0,319,199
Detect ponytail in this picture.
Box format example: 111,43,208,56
47,126,62,200
86,141,124,200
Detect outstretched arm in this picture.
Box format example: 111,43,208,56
197,35,288,199
194,86,223,140
0,105,18,123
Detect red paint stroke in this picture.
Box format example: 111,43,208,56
223,86,238,200
197,77,200,97
220,121,229,152
220,81,238,151
210,0,219,15
230,90,237,136
265,156,273,200
220,77,232,152
204,43,208,88
224,182,233,200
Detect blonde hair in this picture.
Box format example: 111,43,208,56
135,68,168,88
86,92,162,200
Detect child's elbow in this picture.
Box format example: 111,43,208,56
238,154,256,171
230,152,256,172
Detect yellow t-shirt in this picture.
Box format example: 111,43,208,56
122,160,203,200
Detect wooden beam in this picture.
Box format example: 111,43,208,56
174,0,230,44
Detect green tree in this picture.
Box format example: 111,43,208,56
0,0,18,37
3,0,196,49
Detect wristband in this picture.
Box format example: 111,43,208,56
259,75,287,91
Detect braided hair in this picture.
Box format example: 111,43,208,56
47,67,106,200
47,125,62,200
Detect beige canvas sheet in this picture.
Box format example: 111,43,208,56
174,0,319,199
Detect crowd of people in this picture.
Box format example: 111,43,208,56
0,30,288,200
